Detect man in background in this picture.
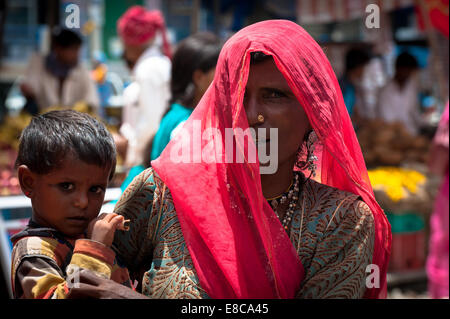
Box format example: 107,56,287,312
377,52,422,136
20,27,99,114
117,6,172,168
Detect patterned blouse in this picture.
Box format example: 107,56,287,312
112,168,375,298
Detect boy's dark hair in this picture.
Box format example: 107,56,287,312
395,52,419,69
51,27,82,49
170,32,222,107
15,110,116,180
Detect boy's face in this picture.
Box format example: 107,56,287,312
19,153,112,238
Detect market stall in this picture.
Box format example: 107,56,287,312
359,119,442,289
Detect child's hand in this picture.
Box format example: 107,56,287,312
87,213,125,247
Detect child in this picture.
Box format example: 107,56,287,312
11,110,132,298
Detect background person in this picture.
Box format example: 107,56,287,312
426,102,449,299
339,48,372,121
117,32,222,195
151,31,222,161
117,6,172,168
376,52,423,136
20,27,99,115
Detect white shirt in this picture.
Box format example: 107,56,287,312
22,53,100,111
120,45,171,166
377,77,422,136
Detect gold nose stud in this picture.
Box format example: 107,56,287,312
257,114,265,123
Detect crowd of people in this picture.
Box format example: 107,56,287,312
6,5,448,299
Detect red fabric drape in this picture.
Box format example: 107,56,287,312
152,20,391,299
416,0,449,37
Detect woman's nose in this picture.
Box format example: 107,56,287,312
244,94,261,127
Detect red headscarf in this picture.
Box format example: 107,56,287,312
152,20,391,299
117,6,172,59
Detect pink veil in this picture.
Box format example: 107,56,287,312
152,20,391,299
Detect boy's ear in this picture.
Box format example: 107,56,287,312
17,165,36,198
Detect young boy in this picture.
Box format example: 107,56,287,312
11,110,132,298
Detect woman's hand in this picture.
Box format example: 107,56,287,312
67,269,149,299
87,213,125,247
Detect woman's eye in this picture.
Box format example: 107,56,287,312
59,183,74,191
264,90,286,99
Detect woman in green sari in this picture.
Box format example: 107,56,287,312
151,32,222,161
118,33,222,193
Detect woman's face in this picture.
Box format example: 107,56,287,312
244,57,311,169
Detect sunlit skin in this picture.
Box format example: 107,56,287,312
244,57,311,216
17,152,118,239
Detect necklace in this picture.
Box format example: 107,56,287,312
266,172,303,231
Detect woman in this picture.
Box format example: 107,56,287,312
426,103,449,299
117,32,222,195
69,20,391,299
151,32,222,161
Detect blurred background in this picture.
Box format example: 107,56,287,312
0,0,448,299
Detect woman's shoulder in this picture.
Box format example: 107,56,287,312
304,177,359,203
115,168,168,208
160,103,192,127
301,178,374,233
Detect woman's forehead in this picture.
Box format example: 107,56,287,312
247,58,290,88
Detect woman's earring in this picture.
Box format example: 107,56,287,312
305,131,318,177
257,114,265,123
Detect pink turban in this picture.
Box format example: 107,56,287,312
117,6,171,59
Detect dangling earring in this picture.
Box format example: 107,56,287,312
294,130,318,177
305,130,318,178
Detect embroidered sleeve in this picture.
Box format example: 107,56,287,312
296,200,375,299
112,168,157,282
